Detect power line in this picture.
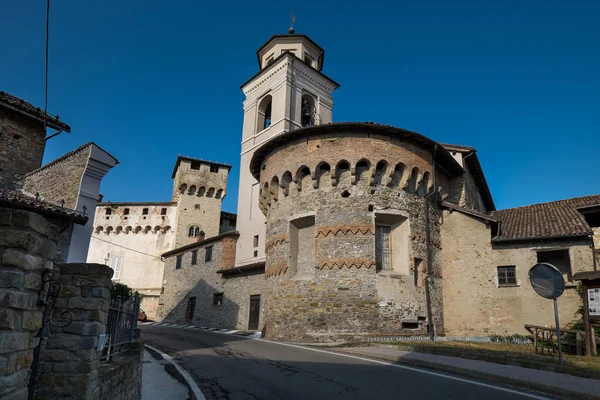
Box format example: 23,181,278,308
44,0,50,133
91,235,163,260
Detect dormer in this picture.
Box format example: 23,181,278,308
257,34,325,71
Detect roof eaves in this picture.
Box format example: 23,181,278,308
161,231,240,258
441,201,498,222
491,233,591,244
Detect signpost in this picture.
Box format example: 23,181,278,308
529,262,566,365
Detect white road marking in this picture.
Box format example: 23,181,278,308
145,344,206,400
258,340,551,400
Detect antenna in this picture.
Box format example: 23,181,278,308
288,10,296,34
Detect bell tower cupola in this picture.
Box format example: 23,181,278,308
235,28,340,267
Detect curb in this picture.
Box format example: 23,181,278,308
334,348,600,400
145,344,206,400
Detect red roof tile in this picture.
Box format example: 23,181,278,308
492,195,600,242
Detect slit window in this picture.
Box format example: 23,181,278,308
205,246,213,262
253,235,259,248
176,255,182,270
185,297,196,321
191,250,198,265
497,266,517,286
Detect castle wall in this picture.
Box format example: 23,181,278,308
87,204,176,320
441,210,594,336
172,160,228,247
258,131,451,342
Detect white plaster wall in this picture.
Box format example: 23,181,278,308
236,51,338,267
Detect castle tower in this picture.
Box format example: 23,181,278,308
235,31,340,266
172,156,231,247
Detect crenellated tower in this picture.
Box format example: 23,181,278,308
172,156,230,247
235,29,340,267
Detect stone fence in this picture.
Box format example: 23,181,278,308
0,207,142,400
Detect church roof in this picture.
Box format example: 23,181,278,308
249,122,465,179
256,34,325,71
0,91,71,132
492,194,600,242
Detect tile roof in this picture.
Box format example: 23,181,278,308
161,231,240,258
0,91,71,132
0,187,88,225
492,195,600,242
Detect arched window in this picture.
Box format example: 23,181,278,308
257,95,273,131
301,94,316,126
188,226,195,237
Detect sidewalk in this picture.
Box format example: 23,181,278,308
142,350,190,400
334,346,600,399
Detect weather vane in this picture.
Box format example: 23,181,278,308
289,10,296,34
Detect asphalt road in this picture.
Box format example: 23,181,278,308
141,324,550,400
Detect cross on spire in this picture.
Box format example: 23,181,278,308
288,10,296,34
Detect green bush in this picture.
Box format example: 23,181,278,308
111,282,133,303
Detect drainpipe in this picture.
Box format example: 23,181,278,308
423,144,438,341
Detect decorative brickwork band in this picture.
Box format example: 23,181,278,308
315,224,374,238
265,234,288,253
317,258,375,270
265,263,288,278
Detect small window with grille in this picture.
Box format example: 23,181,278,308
497,266,517,286
375,225,392,272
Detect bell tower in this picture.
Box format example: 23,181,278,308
235,29,340,267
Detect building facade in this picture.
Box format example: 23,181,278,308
86,156,236,319
153,30,599,343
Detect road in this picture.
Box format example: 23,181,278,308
141,324,550,400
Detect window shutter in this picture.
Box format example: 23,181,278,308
111,257,122,280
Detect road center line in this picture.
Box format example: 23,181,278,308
257,339,551,400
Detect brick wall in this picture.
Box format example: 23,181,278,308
0,107,46,185
21,144,90,210
0,208,59,400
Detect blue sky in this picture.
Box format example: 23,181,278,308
1,0,598,213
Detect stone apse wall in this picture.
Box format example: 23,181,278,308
0,206,142,400
255,128,456,342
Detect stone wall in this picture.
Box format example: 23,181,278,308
258,132,448,342
0,107,46,185
172,159,229,248
158,235,268,330
0,208,57,400
441,210,594,336
34,263,142,400
21,144,90,209
96,342,142,400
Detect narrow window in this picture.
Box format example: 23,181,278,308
142,208,149,215
375,225,392,272
194,227,201,237
301,95,315,127
185,297,196,321
304,53,314,66
123,208,129,215
265,53,274,66
213,293,223,306
106,208,112,216
191,250,198,265
263,103,272,129
205,246,213,262
161,208,167,215
257,95,273,132
210,165,219,173
254,250,258,257
253,235,259,248
190,161,201,170
110,257,122,280
289,215,316,278
497,266,517,286
188,227,195,237
176,255,182,269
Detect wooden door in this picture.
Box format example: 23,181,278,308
248,295,260,330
